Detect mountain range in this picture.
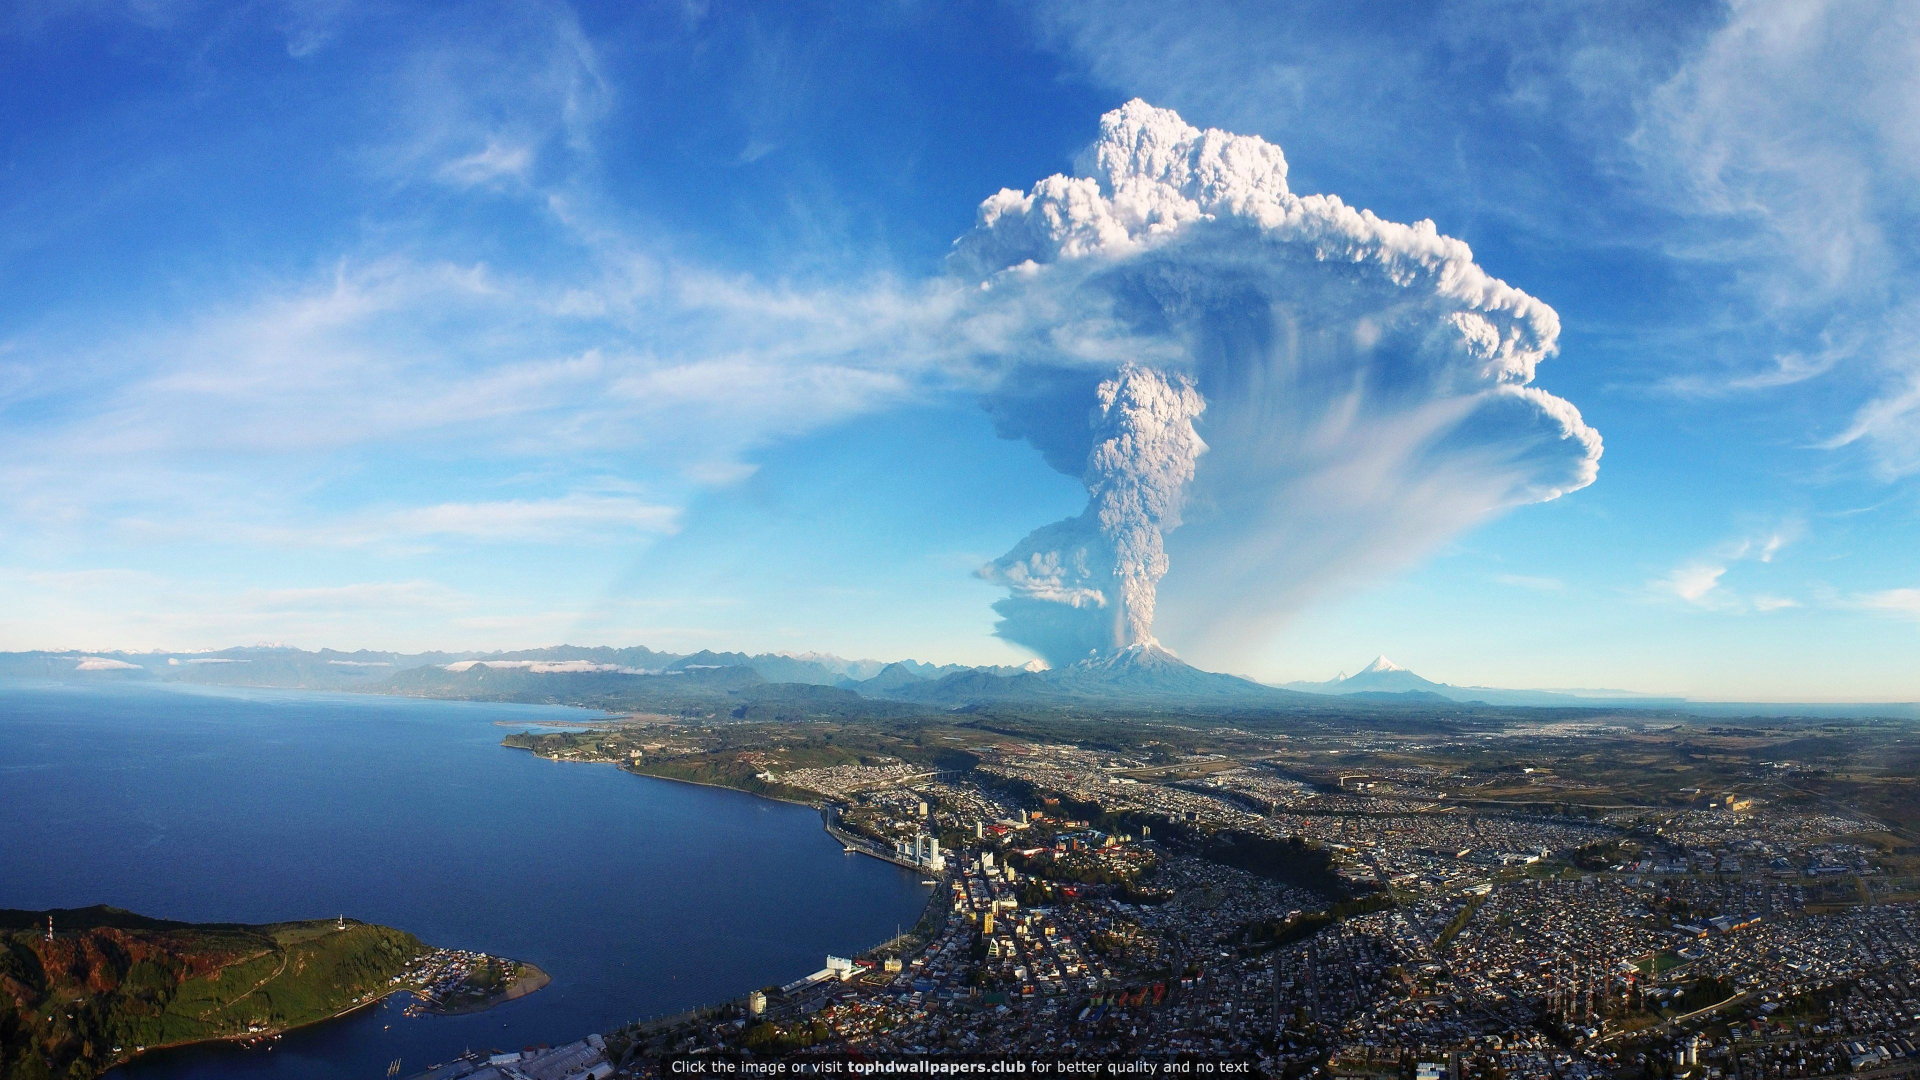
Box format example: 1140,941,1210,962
7,644,1914,718
0,645,1019,692
0,642,1307,711
1281,655,1681,707
854,643,1311,707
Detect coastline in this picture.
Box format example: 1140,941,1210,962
618,762,822,808
489,736,953,1065
110,984,405,1075
501,739,825,808
109,962,554,1076
8,683,929,1080
416,963,552,1017
822,814,936,874
506,741,946,876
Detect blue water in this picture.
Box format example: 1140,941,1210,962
0,680,929,1078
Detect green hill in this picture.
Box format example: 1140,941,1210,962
0,906,426,1080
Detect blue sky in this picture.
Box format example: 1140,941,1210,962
2,0,1916,700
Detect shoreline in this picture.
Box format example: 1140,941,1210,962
104,956,550,1077
488,743,953,1067
618,762,822,808
109,984,405,1075
506,742,942,873
822,815,938,874
13,685,917,1080
417,963,552,1017
499,741,823,808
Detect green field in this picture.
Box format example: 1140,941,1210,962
0,907,427,1080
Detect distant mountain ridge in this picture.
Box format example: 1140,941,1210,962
0,641,1303,712
1282,655,1683,707
0,644,1057,717
9,644,1915,719
0,645,982,691
869,643,1312,708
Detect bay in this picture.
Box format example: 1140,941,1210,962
0,679,930,1078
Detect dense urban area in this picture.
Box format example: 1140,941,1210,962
408,707,1920,1080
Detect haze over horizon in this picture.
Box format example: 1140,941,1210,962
4,1,1919,701
16,640,1918,707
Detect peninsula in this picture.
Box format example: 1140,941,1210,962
0,906,545,1080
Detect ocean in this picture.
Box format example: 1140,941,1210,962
0,679,930,1078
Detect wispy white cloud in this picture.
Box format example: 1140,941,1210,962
442,658,653,674
232,581,464,615
1495,573,1566,593
438,139,537,188
0,569,476,652
372,493,680,544
1633,0,1920,473
372,0,609,192
451,611,586,632
1824,374,1920,472
0,244,989,563
25,485,681,554
1725,522,1802,565
27,568,167,589
682,461,760,487
0,1,988,591
1658,563,1728,605
1654,522,1804,611
1854,588,1920,619
1654,342,1849,398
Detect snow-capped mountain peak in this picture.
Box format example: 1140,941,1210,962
1360,655,1404,674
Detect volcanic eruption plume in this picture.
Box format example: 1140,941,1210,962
982,365,1205,660
955,101,1602,669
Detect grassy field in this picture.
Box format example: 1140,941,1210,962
0,907,427,1080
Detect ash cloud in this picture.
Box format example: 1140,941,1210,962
956,101,1602,667
982,366,1205,662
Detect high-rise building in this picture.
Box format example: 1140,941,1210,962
902,831,943,872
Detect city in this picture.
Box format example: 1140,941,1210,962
488,711,1920,1078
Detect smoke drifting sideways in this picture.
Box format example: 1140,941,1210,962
956,101,1602,669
